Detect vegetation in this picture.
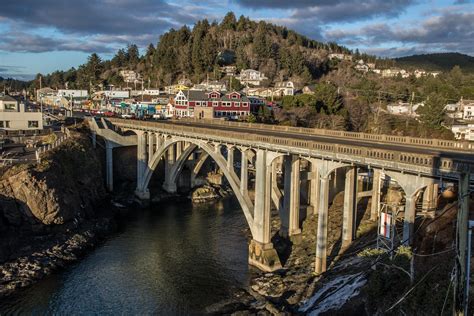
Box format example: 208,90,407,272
395,53,474,72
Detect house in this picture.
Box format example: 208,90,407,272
0,95,43,130
275,81,295,96
220,65,237,76
164,84,190,95
302,85,315,95
413,69,427,78
168,90,250,118
245,87,274,98
386,101,423,117
354,60,369,73
451,124,474,141
119,70,142,83
192,80,227,91
367,63,376,69
36,87,57,103
463,104,474,120
178,78,193,87
328,53,352,61
381,68,409,78
236,69,267,86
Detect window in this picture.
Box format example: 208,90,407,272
0,121,10,128
242,102,248,107
0,121,3,128
213,101,218,107
234,102,240,107
28,121,39,128
4,103,16,111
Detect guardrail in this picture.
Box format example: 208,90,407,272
107,118,474,174
35,127,71,163
178,118,473,152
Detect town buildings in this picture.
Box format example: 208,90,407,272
168,90,250,118
386,101,423,117
0,95,43,130
119,70,142,83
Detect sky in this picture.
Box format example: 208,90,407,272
0,0,472,80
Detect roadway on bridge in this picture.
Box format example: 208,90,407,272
157,120,474,162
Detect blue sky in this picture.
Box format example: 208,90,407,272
0,0,472,80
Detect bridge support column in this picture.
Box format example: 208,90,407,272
155,133,163,149
105,142,113,192
148,132,154,161
422,183,438,211
135,131,150,199
370,169,381,221
249,149,282,272
91,132,97,149
342,167,357,248
315,175,330,274
281,155,301,237
227,146,234,171
163,144,177,193
403,195,417,245
240,149,248,196
309,163,320,215
289,155,301,236
176,141,182,159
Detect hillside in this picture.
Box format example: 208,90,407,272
30,12,350,91
395,53,474,72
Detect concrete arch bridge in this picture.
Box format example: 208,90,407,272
88,117,473,273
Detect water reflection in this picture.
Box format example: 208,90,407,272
0,198,250,314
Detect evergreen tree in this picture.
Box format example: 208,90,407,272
418,93,446,130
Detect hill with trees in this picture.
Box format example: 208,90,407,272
395,53,474,72
29,12,350,91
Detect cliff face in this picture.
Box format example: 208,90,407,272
0,129,106,261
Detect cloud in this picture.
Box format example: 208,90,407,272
324,11,474,56
236,0,416,23
0,0,197,36
0,31,114,53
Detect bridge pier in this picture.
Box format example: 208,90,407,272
105,141,114,192
342,167,358,248
370,169,381,221
315,175,330,274
249,149,282,272
135,131,150,199
240,149,248,196
309,163,320,215
422,183,438,211
163,144,177,193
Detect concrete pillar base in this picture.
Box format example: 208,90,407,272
135,189,150,200
248,240,282,272
289,232,302,244
163,182,177,194
315,255,327,274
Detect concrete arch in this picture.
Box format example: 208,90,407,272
143,137,255,234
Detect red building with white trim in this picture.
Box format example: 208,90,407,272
167,90,250,118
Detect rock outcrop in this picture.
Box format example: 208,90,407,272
0,127,117,296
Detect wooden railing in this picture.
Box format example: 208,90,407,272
108,118,470,173
178,118,473,152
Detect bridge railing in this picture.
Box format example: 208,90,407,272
178,118,473,152
106,118,473,173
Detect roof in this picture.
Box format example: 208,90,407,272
0,95,17,102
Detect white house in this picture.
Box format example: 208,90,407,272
387,101,423,117
274,81,295,96
119,70,142,83
236,69,267,86
0,96,43,130
58,89,88,99
451,124,474,141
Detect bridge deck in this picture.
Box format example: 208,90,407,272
160,120,474,162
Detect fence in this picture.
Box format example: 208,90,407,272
34,127,71,163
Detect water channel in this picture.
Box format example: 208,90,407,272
0,198,250,314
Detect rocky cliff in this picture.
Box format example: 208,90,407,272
0,128,106,262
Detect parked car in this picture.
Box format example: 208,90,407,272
121,113,135,119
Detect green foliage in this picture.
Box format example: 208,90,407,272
395,53,474,72
417,93,446,130
247,113,257,123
